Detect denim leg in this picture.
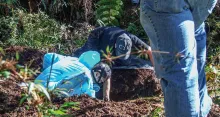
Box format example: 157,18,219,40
187,0,217,116
186,0,218,29
195,23,212,117
140,0,200,116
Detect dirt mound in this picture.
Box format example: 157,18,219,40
0,80,218,117
0,46,219,117
0,79,162,117
64,95,162,117
209,104,220,117
3,46,45,69
0,80,38,116
3,46,161,101
0,80,22,114
0,46,163,116
110,69,161,101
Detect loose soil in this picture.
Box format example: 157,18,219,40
0,46,219,117
3,46,45,69
110,69,161,101
0,79,162,117
1,1,220,116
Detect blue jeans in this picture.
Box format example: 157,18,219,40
140,0,217,117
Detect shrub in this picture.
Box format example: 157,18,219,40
206,8,220,65
95,0,123,26
0,9,63,50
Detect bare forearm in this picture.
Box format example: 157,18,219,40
103,78,111,101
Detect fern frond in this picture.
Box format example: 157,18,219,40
95,0,123,26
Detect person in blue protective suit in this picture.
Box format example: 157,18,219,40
34,51,111,101
140,0,217,116
72,26,154,101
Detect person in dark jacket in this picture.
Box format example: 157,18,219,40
72,26,154,101
73,26,154,67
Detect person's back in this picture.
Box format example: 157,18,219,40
73,26,153,67
73,26,127,57
97,26,127,54
34,51,101,98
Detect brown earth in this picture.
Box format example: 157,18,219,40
0,46,219,117
0,1,219,116
110,69,161,101
3,46,45,69
0,79,163,117
0,80,38,117
2,46,162,101
0,46,163,116
0,79,219,117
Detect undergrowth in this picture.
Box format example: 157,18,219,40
0,48,79,116
0,9,63,50
0,0,219,116
95,0,123,26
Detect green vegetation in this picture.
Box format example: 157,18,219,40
0,0,219,116
0,10,63,50
207,12,220,65
205,8,220,105
95,0,123,26
0,49,79,116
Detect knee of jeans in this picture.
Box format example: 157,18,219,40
158,50,198,84
164,50,196,70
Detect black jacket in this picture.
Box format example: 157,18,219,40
74,26,150,58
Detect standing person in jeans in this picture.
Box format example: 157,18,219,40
140,0,217,117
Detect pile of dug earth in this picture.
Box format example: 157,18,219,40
1,46,219,116
0,68,163,116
